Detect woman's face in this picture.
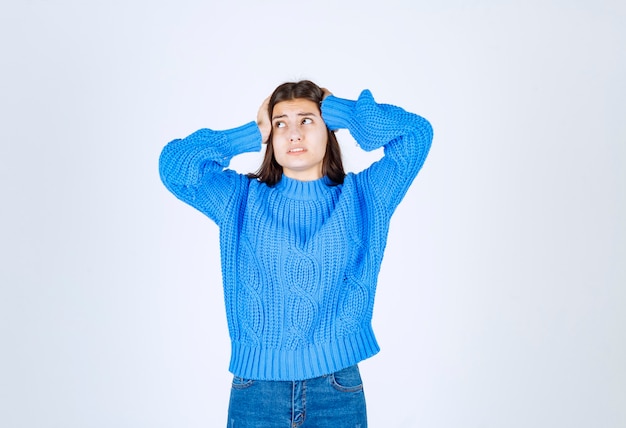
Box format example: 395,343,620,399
271,98,328,181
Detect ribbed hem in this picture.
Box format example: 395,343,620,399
222,121,262,157
229,326,380,381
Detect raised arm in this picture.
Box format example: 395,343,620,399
321,89,433,214
158,122,262,225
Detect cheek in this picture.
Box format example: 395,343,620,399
270,135,286,151
271,142,287,165
319,133,329,153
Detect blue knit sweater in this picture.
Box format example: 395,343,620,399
159,90,433,380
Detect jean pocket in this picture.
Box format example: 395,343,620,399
231,376,254,390
330,365,363,393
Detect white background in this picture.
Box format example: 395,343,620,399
1,1,624,427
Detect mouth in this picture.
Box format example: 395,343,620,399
288,147,306,154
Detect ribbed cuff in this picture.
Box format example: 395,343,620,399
321,95,356,131
222,121,262,157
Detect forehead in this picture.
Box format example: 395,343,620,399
273,98,320,116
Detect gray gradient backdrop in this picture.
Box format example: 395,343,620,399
1,1,624,427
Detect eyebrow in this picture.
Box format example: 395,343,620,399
272,112,319,120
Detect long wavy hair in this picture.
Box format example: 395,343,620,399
248,80,345,186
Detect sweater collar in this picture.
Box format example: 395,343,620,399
274,175,335,200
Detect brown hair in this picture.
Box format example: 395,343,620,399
248,80,345,186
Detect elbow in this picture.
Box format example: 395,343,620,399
417,115,434,148
409,116,434,171
158,140,182,191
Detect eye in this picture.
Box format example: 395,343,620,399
274,121,285,128
301,117,313,125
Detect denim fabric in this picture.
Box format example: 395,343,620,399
227,365,367,427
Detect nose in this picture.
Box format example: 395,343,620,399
289,129,302,142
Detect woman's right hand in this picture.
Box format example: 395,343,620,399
257,96,271,144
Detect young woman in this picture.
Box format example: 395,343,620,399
159,80,433,427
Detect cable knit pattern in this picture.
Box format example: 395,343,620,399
159,90,433,380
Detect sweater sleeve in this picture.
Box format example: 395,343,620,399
158,121,262,225
322,90,433,214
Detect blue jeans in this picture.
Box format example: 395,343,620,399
227,365,367,427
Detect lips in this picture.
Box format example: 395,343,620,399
288,147,306,153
